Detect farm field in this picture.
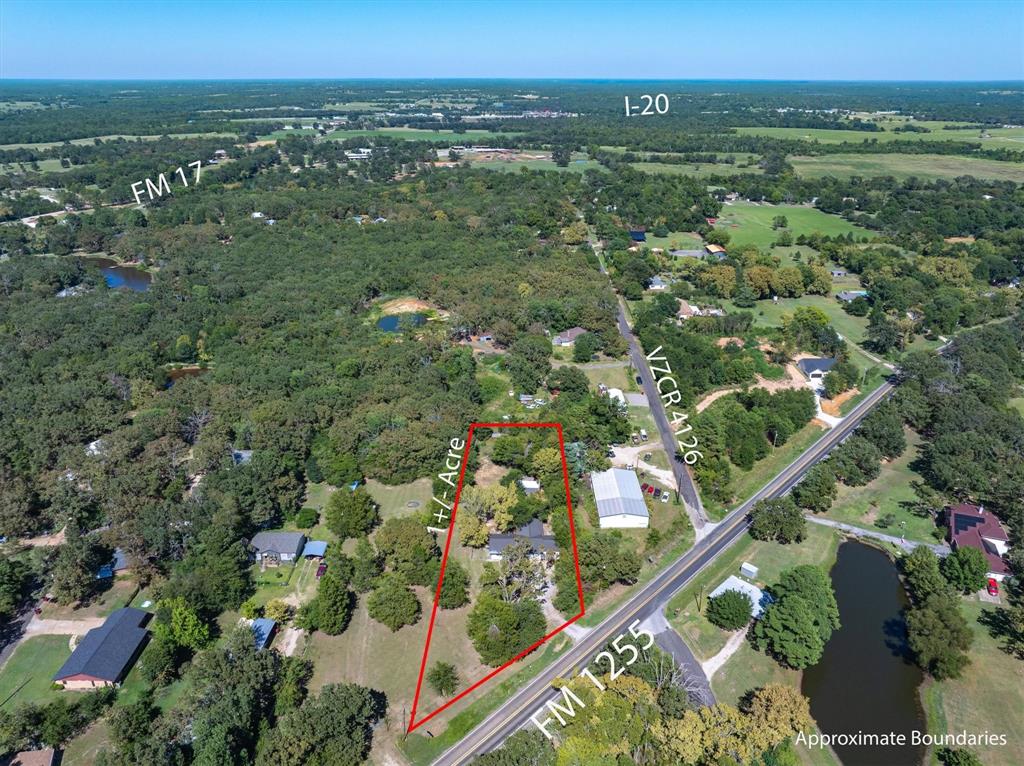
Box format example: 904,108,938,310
0,133,236,151
733,125,1024,145
629,161,763,177
791,153,1024,183
716,202,872,250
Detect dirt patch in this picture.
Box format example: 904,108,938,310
378,296,450,320
821,387,858,417
716,336,745,348
694,364,808,413
473,455,509,487
943,236,975,244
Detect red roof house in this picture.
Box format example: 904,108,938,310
948,503,1011,580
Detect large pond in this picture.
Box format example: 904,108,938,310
802,542,926,765
376,313,426,332
80,256,151,291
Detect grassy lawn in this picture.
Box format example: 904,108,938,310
722,294,870,344
626,404,659,440
666,523,841,665
0,635,71,708
715,202,872,251
821,429,943,544
324,127,520,142
922,599,1024,766
364,477,434,520
791,153,1024,183
702,420,829,520
570,361,637,392
39,576,138,620
1008,397,1024,417
645,230,703,251
474,151,604,174
62,721,111,765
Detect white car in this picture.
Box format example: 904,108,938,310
660,492,669,503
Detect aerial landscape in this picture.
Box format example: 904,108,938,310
0,1,1022,765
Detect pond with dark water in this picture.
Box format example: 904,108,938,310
80,256,152,291
802,542,926,766
376,313,426,332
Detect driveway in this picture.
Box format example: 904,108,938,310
640,609,715,706
805,516,950,556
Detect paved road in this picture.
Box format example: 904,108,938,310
805,515,950,556
642,610,715,707
432,380,895,765
614,296,708,532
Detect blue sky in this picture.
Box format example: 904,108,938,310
1,0,1021,80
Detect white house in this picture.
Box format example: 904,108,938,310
709,575,770,618
591,468,649,529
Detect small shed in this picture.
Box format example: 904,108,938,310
740,562,759,579
519,477,541,495
251,618,277,650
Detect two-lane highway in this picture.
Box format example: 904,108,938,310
433,379,895,765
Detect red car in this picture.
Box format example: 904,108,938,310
646,485,656,495
640,483,650,493
987,579,999,596
316,562,328,579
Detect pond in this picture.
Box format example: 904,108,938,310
376,313,426,332
802,542,926,765
80,256,151,292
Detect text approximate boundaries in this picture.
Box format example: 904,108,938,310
407,422,586,734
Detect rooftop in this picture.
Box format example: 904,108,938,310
250,530,306,556
591,468,648,519
301,540,328,558
251,618,276,650
948,503,1010,575
708,575,771,619
797,357,837,376
53,607,149,682
488,519,558,556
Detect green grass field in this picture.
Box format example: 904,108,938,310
629,161,763,178
821,429,943,544
0,635,71,708
722,294,870,344
715,202,872,250
733,125,1024,146
923,599,1024,766
364,477,434,521
791,153,1024,183
0,133,236,151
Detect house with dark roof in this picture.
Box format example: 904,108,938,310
52,608,150,689
628,229,646,242
251,618,277,650
647,276,668,291
553,327,587,347
488,519,558,560
948,503,1011,581
797,357,837,380
250,531,306,566
591,468,649,529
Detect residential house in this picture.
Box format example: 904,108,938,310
948,503,1011,581
52,608,150,689
709,575,771,619
591,468,649,529
837,290,868,303
796,357,836,381
301,540,328,559
830,269,848,277
488,519,558,560
647,276,668,291
628,229,646,242
251,618,277,650
705,244,727,258
553,327,587,347
250,531,306,566
606,388,626,407
677,299,699,320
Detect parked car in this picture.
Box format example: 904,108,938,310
645,485,656,495
606,448,615,458
316,563,328,578
987,579,999,596
653,488,662,499
640,482,650,493
660,492,670,503
635,375,643,385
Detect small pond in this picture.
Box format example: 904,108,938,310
80,256,151,291
802,542,926,765
377,313,426,332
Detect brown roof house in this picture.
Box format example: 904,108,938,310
3,750,59,766
52,607,150,689
553,327,587,347
948,503,1011,580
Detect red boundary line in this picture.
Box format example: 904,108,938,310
407,422,585,733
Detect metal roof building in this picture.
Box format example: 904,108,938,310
591,468,649,528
